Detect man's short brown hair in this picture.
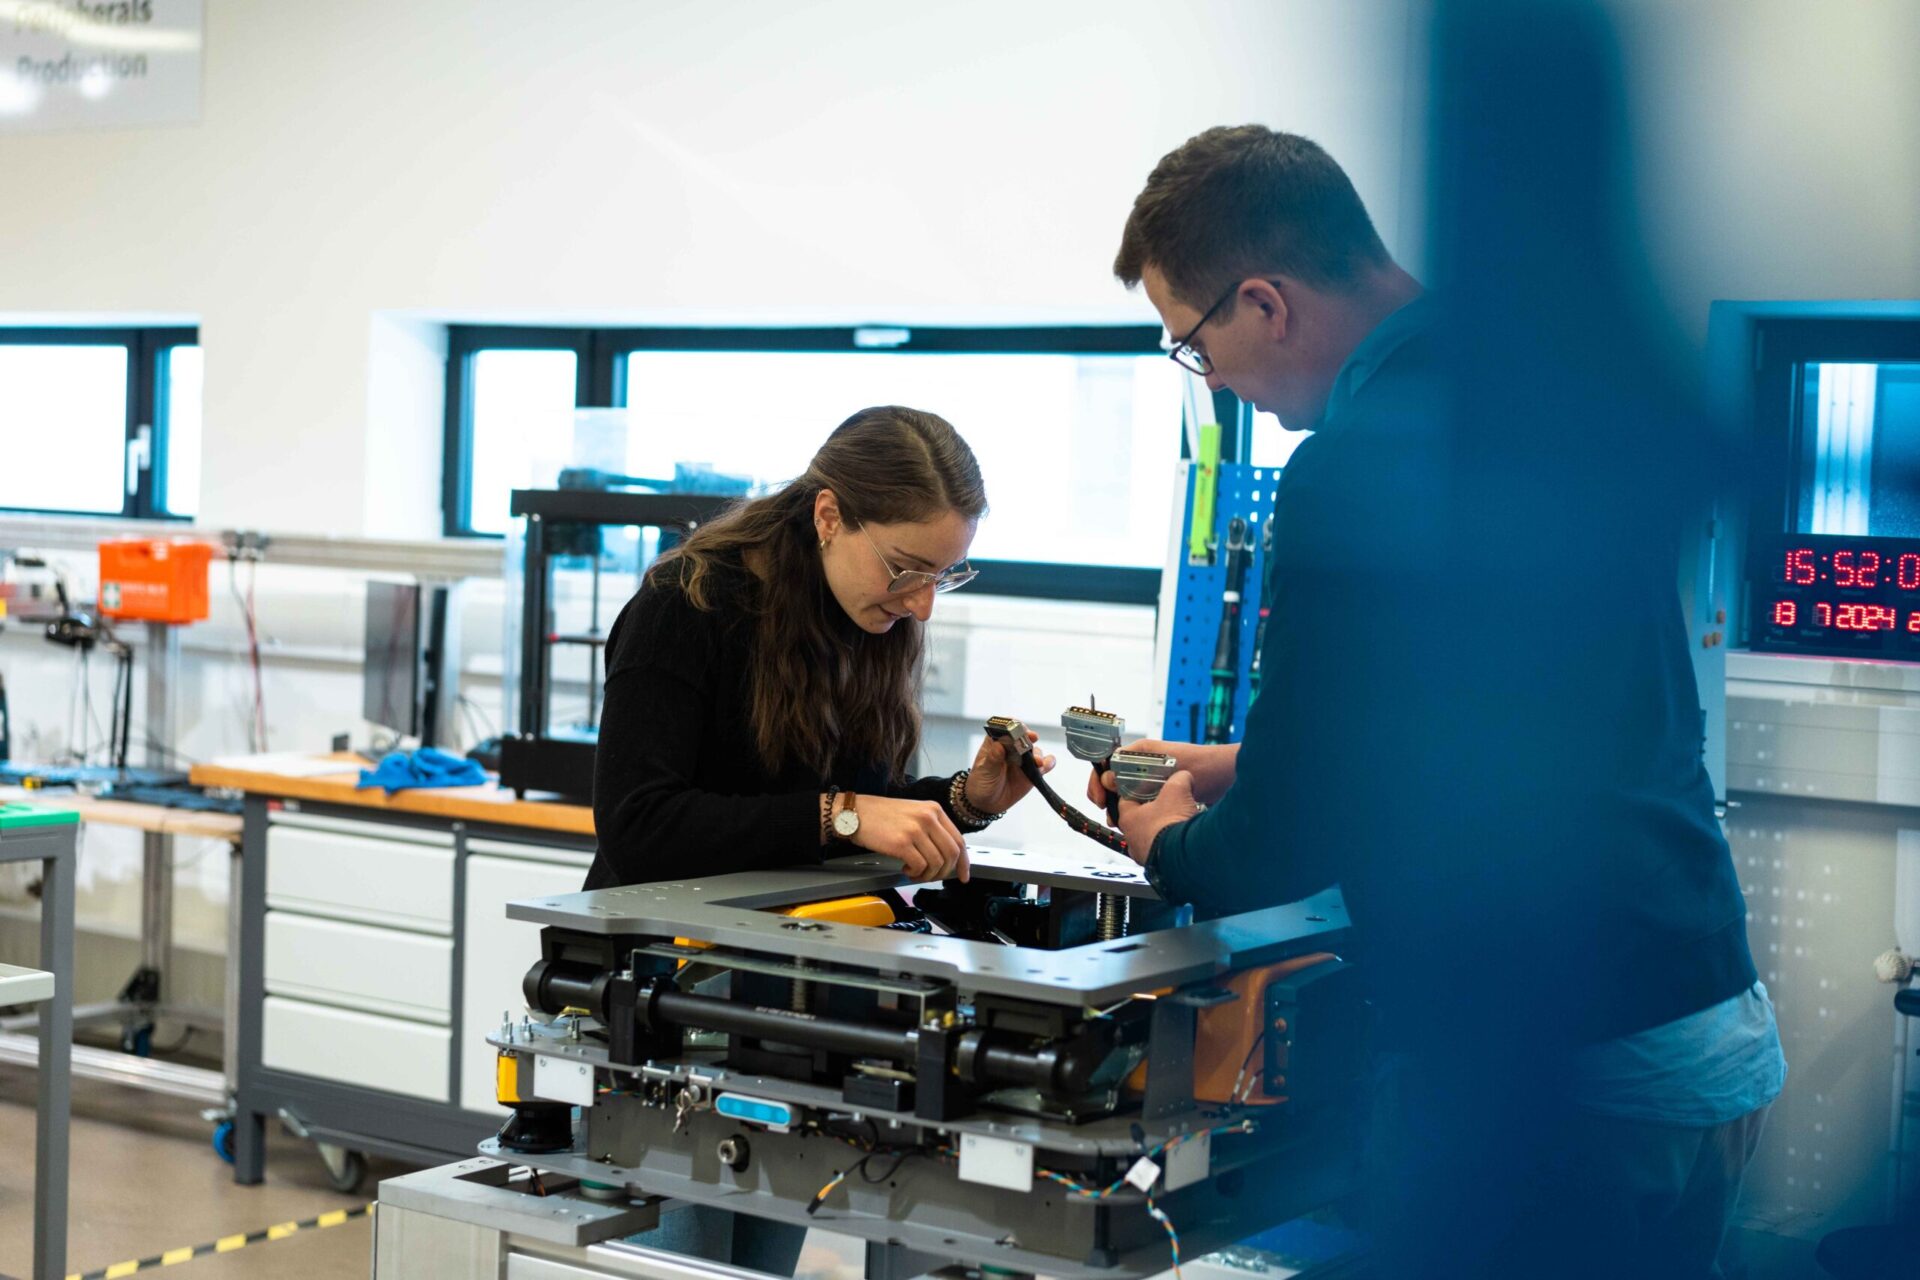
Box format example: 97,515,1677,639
1114,125,1390,311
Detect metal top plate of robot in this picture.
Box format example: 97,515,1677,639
506,855,1348,1006
964,842,1153,897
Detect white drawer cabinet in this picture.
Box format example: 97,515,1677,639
266,817,454,934
459,846,593,1114
261,996,451,1102
264,912,453,1024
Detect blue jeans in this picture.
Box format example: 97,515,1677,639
1370,1054,1770,1279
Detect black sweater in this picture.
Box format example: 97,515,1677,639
584,559,958,890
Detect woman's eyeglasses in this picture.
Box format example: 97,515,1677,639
861,525,977,595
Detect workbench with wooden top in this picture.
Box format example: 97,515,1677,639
188,753,597,1189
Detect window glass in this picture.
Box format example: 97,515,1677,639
1796,361,1920,537
1246,409,1311,470
162,344,203,516
620,350,1185,569
0,344,128,514
467,348,579,536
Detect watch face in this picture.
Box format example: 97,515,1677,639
833,809,860,838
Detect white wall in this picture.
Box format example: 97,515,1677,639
0,0,1417,536
1619,0,1920,341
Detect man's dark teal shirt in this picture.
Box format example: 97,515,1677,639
1146,297,1757,1048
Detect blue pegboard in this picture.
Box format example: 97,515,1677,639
1161,461,1277,745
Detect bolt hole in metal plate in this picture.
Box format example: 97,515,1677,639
780,920,828,932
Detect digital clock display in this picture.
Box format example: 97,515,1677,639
1752,535,1920,659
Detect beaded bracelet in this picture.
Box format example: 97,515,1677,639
820,785,841,844
949,769,999,832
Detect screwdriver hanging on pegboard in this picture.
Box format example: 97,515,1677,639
1249,515,1274,702
1205,516,1252,743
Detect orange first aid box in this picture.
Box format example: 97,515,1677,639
97,538,216,624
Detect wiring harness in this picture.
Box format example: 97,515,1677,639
985,715,1129,855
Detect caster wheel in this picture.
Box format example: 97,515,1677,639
325,1149,367,1195
120,1024,153,1057
212,1121,236,1165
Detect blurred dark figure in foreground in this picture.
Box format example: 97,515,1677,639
1103,2,1783,1275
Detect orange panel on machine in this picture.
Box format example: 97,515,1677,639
97,538,215,623
1127,952,1339,1106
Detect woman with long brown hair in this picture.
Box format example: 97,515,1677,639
585,404,1053,892
587,405,1050,1271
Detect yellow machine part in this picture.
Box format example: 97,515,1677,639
673,894,895,955
777,895,895,927
496,1050,524,1105
1125,952,1338,1106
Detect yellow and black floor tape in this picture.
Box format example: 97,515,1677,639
63,1203,374,1280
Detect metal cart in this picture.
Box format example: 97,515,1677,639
0,802,77,1280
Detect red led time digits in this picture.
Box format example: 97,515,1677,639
1832,550,1883,587
1784,548,1816,585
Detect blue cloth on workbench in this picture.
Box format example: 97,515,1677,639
356,747,487,794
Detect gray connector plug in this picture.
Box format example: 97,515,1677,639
1110,749,1178,802
1061,705,1124,763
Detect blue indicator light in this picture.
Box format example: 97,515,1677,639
716,1092,796,1130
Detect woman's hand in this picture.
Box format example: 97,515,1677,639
1088,739,1240,811
964,728,1055,816
850,796,970,882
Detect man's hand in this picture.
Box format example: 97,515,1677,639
1116,770,1204,867
1089,740,1239,811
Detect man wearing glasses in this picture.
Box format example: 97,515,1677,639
1093,125,1780,1278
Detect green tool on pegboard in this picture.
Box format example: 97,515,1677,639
1188,420,1221,564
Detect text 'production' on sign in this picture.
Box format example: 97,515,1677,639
1,0,202,133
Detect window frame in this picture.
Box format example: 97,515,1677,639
0,325,199,520
443,323,1214,605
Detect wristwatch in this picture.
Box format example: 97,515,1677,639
831,791,861,841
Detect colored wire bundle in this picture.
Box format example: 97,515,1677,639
1038,1120,1259,1202
1228,1031,1267,1104
1033,1118,1259,1277
1144,1192,1182,1278
805,1168,849,1216
227,553,268,751
804,1118,925,1216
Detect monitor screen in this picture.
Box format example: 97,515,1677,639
363,581,422,736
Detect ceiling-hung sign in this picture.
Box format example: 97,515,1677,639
0,0,202,133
